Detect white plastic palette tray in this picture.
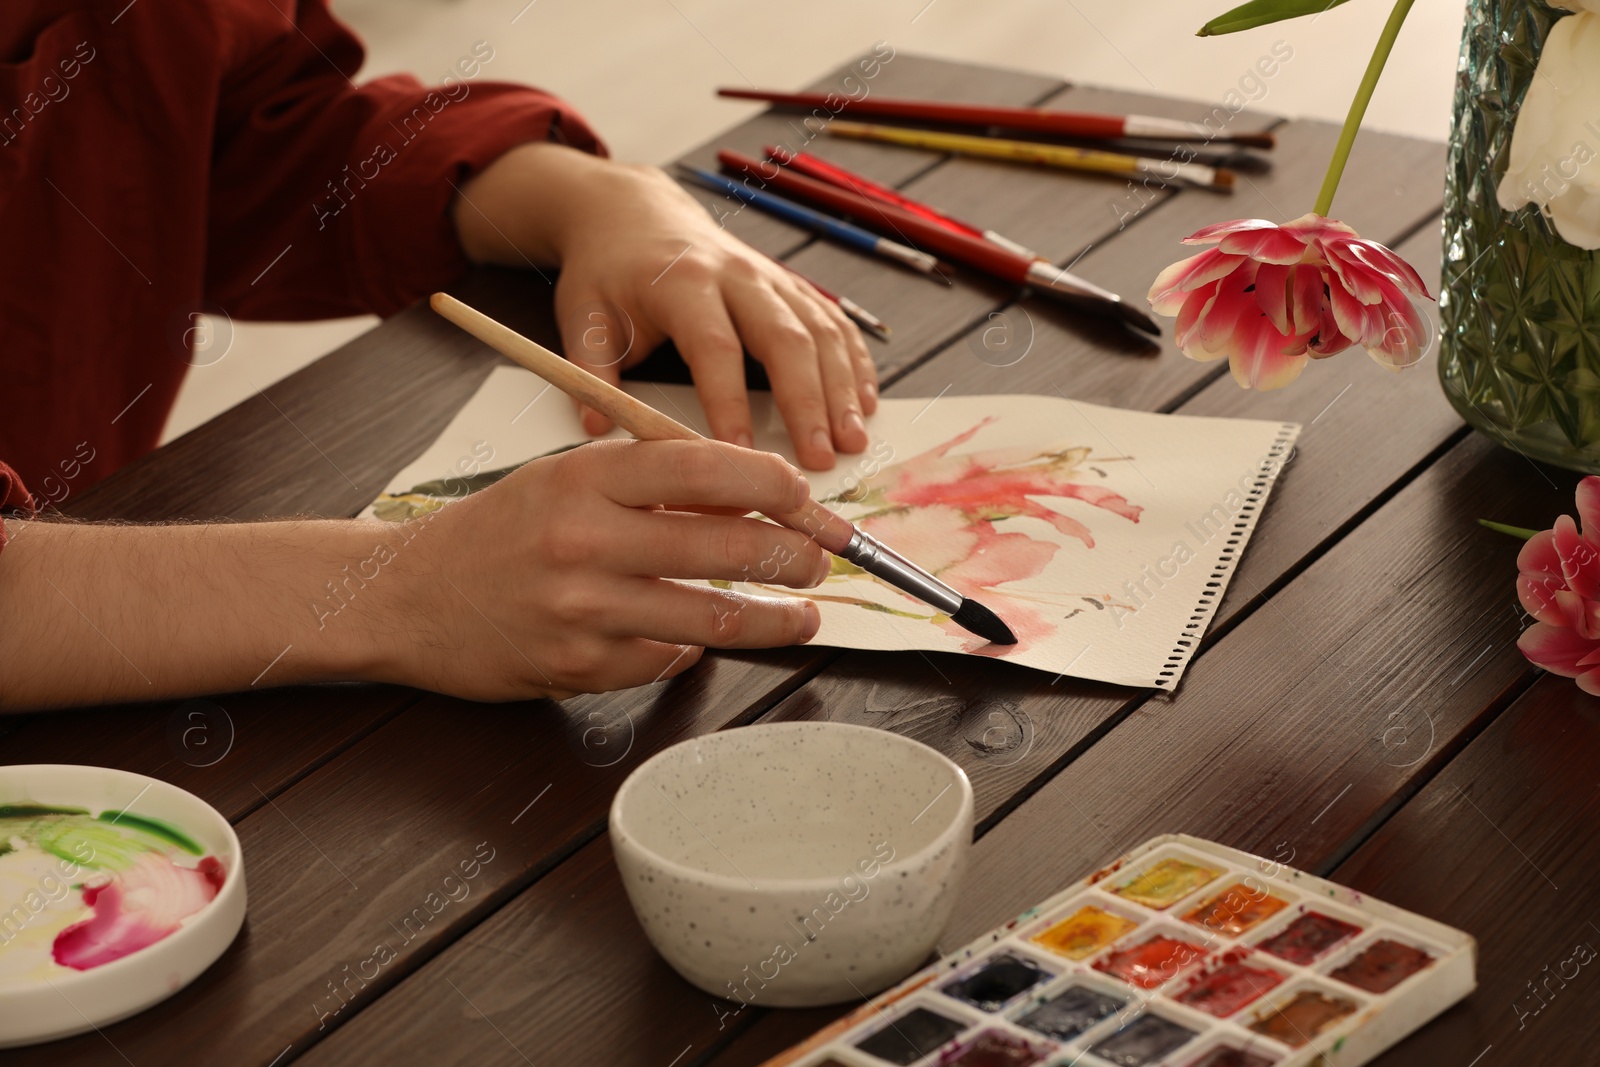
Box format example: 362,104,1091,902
762,834,1475,1067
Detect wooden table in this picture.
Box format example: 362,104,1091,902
7,52,1596,1066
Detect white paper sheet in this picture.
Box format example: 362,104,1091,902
365,366,1299,688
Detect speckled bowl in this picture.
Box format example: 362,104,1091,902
610,721,973,1007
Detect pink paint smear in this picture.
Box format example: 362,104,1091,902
859,419,1143,654
52,853,225,970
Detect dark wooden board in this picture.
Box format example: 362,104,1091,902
0,686,418,820
1339,672,1600,1065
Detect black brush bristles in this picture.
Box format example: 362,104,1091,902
1117,300,1162,337
951,598,1018,645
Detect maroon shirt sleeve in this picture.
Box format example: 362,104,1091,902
0,463,37,556
0,0,606,493
204,0,607,319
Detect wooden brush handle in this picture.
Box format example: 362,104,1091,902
428,293,857,553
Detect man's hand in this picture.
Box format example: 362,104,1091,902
451,143,879,470
0,440,825,709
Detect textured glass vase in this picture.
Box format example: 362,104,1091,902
1439,0,1600,472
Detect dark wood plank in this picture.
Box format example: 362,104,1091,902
1336,673,1600,1064
0,686,418,820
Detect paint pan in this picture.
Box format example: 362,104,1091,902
760,834,1475,1067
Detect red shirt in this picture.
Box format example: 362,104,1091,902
0,0,602,554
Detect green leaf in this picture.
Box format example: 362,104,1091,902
1477,518,1541,541
1197,0,1352,35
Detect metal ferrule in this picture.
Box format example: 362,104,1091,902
1025,260,1124,307
839,528,964,615
1122,115,1213,142
874,240,940,274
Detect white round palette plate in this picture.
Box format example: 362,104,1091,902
0,764,246,1048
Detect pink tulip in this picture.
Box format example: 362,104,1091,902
1516,477,1600,694
1147,213,1432,390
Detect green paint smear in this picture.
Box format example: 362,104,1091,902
0,804,89,818
96,811,202,855
1,811,200,870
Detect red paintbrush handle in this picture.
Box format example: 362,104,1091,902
764,145,985,240
717,150,1031,284
722,88,1129,140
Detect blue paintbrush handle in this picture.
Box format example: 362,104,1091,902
682,167,935,273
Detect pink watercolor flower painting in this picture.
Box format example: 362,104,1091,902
822,418,1143,652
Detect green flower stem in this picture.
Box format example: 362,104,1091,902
1477,519,1541,541
1313,0,1416,217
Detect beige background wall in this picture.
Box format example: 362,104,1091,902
162,0,1467,442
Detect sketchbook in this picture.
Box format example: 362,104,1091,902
363,366,1298,688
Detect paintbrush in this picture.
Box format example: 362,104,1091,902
718,150,1160,337
429,292,1018,646
762,145,1158,336
825,121,1235,191
716,87,1278,149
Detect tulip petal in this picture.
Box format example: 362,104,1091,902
1288,263,1325,335
1520,573,1569,625
1577,476,1600,541
1174,282,1220,351
1227,311,1308,390
1329,237,1432,299
1518,526,1563,581
1281,212,1358,241
1360,286,1427,370
1149,249,1246,313
1254,261,1293,333
1553,514,1600,598
1182,218,1280,245
1519,620,1600,676
1218,226,1310,264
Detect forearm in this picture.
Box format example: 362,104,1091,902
0,518,415,711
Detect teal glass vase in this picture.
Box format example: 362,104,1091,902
1439,0,1600,472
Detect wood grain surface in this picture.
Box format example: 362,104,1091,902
9,49,1586,1067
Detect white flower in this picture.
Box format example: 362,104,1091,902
1496,7,1600,249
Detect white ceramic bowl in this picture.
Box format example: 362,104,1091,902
0,765,247,1047
610,721,973,1007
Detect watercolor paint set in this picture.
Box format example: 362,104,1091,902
762,834,1475,1067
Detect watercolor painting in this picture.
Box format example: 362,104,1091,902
364,368,1299,687
716,417,1144,656
0,805,224,984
